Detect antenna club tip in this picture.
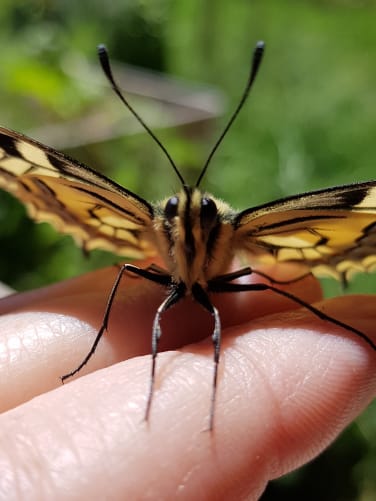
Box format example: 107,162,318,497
97,43,107,55
255,40,265,51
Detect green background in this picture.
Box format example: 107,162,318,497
0,1,375,499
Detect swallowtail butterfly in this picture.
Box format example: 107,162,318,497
0,42,375,429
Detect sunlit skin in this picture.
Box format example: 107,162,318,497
0,262,375,498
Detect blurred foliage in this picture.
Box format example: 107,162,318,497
0,0,375,498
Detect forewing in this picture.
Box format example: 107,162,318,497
0,127,156,258
235,182,376,280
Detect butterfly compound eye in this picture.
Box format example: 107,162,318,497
200,197,218,229
164,196,179,220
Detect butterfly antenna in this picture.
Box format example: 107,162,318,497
98,44,186,187
195,41,265,188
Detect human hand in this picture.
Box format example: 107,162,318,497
0,261,375,499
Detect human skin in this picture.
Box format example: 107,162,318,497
0,260,375,500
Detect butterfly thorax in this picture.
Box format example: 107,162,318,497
153,187,236,291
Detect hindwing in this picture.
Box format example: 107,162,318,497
235,182,376,281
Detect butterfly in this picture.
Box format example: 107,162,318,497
0,42,375,429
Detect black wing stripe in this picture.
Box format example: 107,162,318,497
72,185,149,224
246,214,344,233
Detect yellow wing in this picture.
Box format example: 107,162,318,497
235,182,376,281
0,127,156,258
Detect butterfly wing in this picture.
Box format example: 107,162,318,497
0,127,156,258
235,182,376,281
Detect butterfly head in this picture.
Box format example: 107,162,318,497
154,187,236,289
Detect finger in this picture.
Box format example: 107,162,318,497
0,283,14,298
0,262,322,411
0,262,322,324
0,295,374,499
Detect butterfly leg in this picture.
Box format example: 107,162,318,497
192,283,221,431
145,282,186,423
252,269,313,285
213,266,252,282
208,279,376,352
144,262,169,275
214,265,313,286
61,264,172,383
